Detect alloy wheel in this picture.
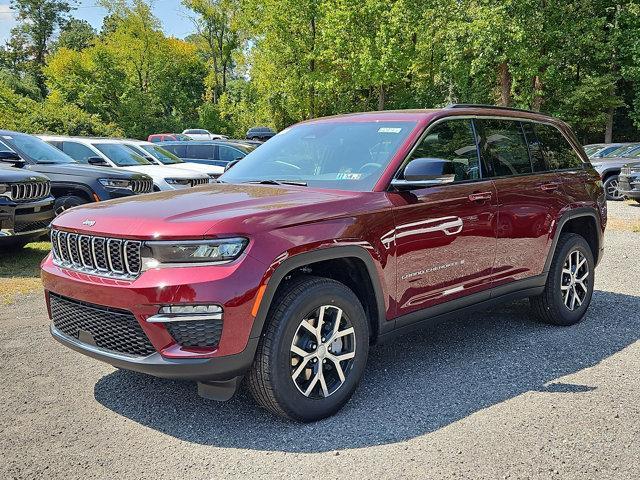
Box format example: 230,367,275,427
606,178,622,200
289,305,356,399
560,250,590,311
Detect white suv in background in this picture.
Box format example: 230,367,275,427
182,129,227,141
117,140,224,178
39,136,211,191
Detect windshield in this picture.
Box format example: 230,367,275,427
95,143,153,166
141,145,183,164
0,134,76,164
220,121,416,191
625,145,640,157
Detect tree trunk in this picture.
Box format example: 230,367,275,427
497,62,512,106
605,107,614,143
378,84,385,110
532,74,544,111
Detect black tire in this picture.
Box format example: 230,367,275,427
603,175,623,201
54,195,88,216
530,233,595,326
247,276,369,422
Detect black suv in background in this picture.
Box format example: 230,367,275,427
0,156,54,249
246,126,276,141
0,131,153,214
158,140,256,168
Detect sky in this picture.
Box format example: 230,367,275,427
0,1,195,44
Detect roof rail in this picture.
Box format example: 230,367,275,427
446,103,551,116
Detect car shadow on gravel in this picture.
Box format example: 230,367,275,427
94,290,639,452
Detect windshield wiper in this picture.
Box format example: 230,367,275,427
245,179,308,186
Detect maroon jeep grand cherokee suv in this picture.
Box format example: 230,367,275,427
42,105,606,421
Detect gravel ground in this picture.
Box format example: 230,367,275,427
1,204,639,480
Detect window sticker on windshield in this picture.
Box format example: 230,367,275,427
2,135,13,139
378,127,402,134
336,172,363,180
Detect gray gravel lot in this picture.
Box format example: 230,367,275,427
1,203,639,480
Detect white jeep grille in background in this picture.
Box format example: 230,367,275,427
190,178,209,187
131,179,153,194
50,229,142,280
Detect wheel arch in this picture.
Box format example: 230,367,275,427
50,182,95,202
545,208,602,272
249,246,388,344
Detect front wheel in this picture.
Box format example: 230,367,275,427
530,233,595,326
247,276,369,422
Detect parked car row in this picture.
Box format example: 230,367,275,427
0,130,262,249
147,127,277,143
583,142,640,200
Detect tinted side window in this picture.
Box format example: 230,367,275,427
404,119,480,182
62,141,95,163
218,145,242,162
477,119,532,177
521,122,547,172
534,123,583,170
187,144,214,159
163,144,186,157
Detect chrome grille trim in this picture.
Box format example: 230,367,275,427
190,178,209,187
131,179,153,194
9,181,50,201
51,229,142,280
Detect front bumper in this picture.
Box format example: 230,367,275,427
51,324,259,381
619,174,640,199
42,252,268,381
0,196,54,243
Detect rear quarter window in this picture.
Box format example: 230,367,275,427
534,123,583,170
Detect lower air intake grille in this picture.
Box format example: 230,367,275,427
165,320,223,348
50,293,156,357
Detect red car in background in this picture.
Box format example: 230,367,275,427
147,133,193,143
43,105,606,422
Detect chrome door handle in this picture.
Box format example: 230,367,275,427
468,192,492,202
441,218,463,235
540,182,560,191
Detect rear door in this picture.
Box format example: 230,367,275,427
392,118,498,318
475,118,565,287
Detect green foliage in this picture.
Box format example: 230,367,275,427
0,0,639,143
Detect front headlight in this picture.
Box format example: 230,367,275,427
165,178,191,186
0,184,8,195
99,178,132,190
141,237,248,268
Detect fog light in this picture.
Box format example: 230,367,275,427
159,305,222,314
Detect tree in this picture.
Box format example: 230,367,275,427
9,0,74,96
53,18,96,51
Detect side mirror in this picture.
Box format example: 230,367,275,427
391,158,456,190
224,158,241,171
0,151,25,167
87,156,109,166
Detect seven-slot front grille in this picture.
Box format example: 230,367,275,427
50,293,156,357
9,181,51,201
190,178,209,187
50,229,142,279
621,166,631,175
132,179,153,194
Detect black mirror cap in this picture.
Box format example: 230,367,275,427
403,157,456,182
87,156,109,166
0,151,25,167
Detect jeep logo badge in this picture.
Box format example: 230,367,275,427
82,219,96,227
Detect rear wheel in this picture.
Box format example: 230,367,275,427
603,175,623,201
530,233,595,326
247,276,369,422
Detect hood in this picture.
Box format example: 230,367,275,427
52,183,378,239
26,162,151,180
122,165,208,179
0,165,49,182
165,163,224,175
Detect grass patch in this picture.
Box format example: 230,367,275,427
0,241,50,305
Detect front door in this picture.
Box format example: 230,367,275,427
392,118,498,318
